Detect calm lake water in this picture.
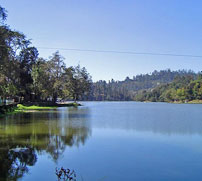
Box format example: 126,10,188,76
1,102,202,180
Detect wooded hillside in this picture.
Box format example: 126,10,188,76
83,69,196,101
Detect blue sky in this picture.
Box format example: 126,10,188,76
1,0,202,81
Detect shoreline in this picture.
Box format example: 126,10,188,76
141,100,202,104
0,102,81,117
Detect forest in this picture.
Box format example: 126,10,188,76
1,5,202,104
134,73,202,103
85,69,197,101
0,6,92,104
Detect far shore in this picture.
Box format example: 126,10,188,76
141,100,202,104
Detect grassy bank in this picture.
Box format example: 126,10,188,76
17,104,58,110
17,102,81,110
0,102,81,116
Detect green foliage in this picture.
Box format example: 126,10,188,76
17,104,57,110
0,5,92,103
134,74,202,103
85,69,196,101
0,6,7,23
65,65,92,101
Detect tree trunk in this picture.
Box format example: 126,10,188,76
52,93,57,104
74,94,77,103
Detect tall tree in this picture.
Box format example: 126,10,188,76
0,5,30,102
48,51,66,103
66,65,92,102
0,6,7,23
31,58,52,101
18,47,39,101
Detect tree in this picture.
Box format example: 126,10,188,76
18,47,39,101
31,58,52,101
0,5,30,102
0,6,7,23
48,51,66,103
0,5,93,104
65,65,92,102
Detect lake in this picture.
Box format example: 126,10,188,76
1,102,202,180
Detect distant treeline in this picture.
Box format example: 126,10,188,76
134,73,202,102
0,6,92,103
82,69,197,101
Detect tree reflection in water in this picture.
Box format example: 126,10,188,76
0,106,91,180
0,146,37,181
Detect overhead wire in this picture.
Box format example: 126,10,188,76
37,47,202,58
1,44,202,58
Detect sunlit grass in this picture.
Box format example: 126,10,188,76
17,104,58,110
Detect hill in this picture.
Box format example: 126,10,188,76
134,73,202,103
82,69,197,101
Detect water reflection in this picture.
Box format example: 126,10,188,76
2,102,202,180
0,147,37,181
89,102,202,135
0,107,91,180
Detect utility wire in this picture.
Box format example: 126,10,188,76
1,44,202,58
37,47,202,58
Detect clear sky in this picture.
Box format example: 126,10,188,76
1,0,202,81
